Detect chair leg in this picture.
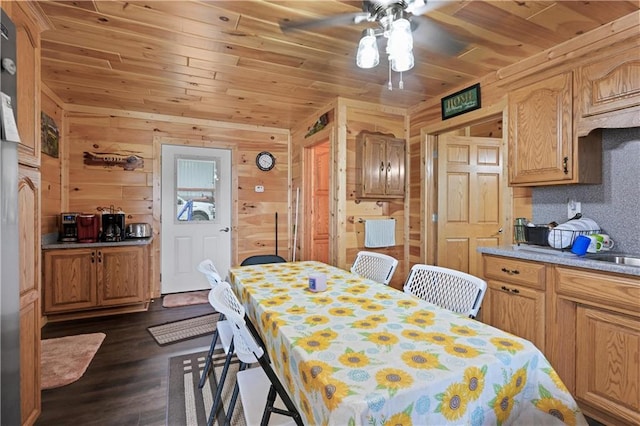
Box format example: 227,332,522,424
224,362,248,426
260,384,278,426
207,339,234,426
199,312,225,389
198,329,219,388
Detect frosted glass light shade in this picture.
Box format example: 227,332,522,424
391,51,414,72
356,30,379,69
387,18,413,56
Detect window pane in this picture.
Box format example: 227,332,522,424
175,156,218,222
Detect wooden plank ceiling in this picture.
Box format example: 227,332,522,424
36,0,639,129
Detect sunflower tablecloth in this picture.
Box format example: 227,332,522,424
229,261,587,426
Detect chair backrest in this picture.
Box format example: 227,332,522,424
197,259,222,287
240,255,287,266
350,251,398,285
209,282,264,363
403,264,487,318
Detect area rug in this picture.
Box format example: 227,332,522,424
167,349,246,426
163,290,211,308
148,313,218,346
41,332,106,389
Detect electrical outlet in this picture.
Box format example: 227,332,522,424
567,200,581,218
255,185,264,193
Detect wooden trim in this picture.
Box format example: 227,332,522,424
63,104,290,135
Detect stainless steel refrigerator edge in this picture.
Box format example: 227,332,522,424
1,7,22,424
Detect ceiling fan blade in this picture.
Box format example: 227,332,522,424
411,15,467,56
407,0,448,17
280,12,369,32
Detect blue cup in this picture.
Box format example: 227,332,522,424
571,235,591,256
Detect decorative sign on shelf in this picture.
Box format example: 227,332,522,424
441,83,481,120
83,150,144,171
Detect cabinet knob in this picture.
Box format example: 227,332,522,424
91,252,95,263
380,162,385,172
563,157,569,174
387,162,391,173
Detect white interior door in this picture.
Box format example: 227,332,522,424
161,145,231,294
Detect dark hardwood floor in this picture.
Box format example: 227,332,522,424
36,299,215,426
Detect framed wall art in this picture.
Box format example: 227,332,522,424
41,111,59,158
441,83,481,120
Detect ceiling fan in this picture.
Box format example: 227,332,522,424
280,0,466,57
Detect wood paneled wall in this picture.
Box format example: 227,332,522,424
291,98,409,289
60,106,289,297
40,86,64,235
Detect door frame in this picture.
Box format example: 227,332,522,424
421,98,511,265
151,136,239,298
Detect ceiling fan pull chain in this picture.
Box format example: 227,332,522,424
399,71,404,90
388,61,393,91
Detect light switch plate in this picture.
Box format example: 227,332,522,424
567,200,581,218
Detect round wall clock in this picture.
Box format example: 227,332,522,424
256,151,275,171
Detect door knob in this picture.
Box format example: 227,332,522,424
220,227,230,232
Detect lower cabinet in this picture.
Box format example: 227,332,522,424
44,245,147,316
552,266,639,426
481,255,547,351
482,253,640,426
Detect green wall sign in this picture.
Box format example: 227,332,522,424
441,83,481,120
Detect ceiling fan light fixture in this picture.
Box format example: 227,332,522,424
388,17,413,54
391,51,414,72
356,28,380,69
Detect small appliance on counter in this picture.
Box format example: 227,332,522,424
125,223,152,239
101,208,126,242
59,212,80,242
77,214,100,243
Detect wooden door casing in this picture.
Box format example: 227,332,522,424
437,134,504,276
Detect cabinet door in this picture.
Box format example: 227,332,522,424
508,73,572,185
578,47,640,117
385,138,405,196
360,135,387,196
11,3,41,168
18,166,41,425
483,280,546,351
576,306,639,425
98,246,145,306
43,249,97,312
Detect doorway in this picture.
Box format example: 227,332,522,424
161,145,232,294
424,111,510,274
304,139,330,263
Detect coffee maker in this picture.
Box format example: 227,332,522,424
101,212,125,242
77,214,100,243
59,212,80,242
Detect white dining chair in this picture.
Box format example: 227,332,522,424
350,251,398,285
208,282,302,426
403,264,487,318
196,259,225,389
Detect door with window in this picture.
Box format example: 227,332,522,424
161,145,231,294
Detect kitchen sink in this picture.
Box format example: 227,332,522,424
586,254,640,267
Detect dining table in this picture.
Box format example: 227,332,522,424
229,260,587,426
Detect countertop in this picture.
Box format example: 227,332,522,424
479,245,640,277
42,232,153,250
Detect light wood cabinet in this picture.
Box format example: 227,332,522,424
10,2,42,168
550,266,640,426
577,46,640,118
18,166,40,426
43,245,147,316
507,72,601,186
482,255,546,351
356,131,405,198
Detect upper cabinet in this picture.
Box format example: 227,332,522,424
576,45,640,136
8,2,43,168
508,72,601,186
356,131,405,199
